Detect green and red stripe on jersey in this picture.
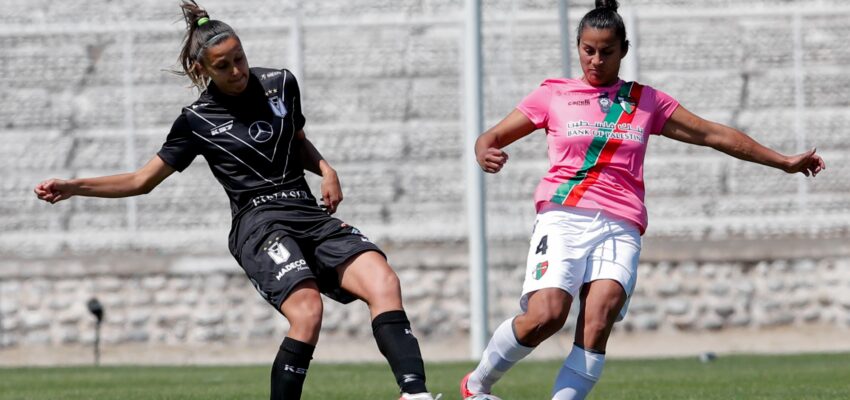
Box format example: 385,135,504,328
550,81,644,207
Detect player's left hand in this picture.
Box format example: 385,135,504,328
784,148,825,177
321,170,343,214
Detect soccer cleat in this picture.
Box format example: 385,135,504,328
460,371,490,398
399,392,442,400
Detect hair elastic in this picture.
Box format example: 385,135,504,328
197,17,210,26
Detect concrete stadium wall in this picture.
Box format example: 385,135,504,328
1,0,849,353
2,251,850,349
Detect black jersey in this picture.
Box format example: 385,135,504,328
157,68,311,217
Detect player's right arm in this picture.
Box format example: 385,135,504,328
475,109,537,174
34,155,176,204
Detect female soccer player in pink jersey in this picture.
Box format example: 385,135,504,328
461,1,825,399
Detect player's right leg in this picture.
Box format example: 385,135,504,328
237,230,322,400
463,207,589,398
272,280,323,400
463,289,572,398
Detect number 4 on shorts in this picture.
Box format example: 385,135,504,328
535,235,548,255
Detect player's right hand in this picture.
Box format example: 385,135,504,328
34,179,74,204
478,147,509,174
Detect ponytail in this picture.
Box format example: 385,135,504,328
177,1,238,89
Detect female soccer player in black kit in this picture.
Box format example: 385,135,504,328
34,2,438,400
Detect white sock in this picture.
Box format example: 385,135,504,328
551,344,606,400
467,318,535,393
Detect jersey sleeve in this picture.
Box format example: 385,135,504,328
156,113,198,172
516,83,553,129
285,70,307,132
647,87,680,135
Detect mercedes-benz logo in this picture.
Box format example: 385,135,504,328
248,121,274,143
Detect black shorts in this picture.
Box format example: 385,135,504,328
231,201,384,309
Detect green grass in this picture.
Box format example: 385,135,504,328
1,353,849,399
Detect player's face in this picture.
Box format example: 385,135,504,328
577,27,627,87
201,36,250,95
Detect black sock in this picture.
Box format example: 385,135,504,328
372,310,428,394
270,337,315,400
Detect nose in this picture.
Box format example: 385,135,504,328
592,54,603,66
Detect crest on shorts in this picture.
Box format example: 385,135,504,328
265,240,290,265
533,261,549,280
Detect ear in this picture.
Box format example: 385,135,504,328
621,40,630,59
191,59,207,78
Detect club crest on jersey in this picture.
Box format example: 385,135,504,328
268,96,288,118
597,92,612,113
210,120,233,136
616,94,637,114
533,261,549,280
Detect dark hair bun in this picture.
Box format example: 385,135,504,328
181,0,210,27
595,0,620,12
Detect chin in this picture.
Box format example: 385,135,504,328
588,76,616,87
229,78,249,94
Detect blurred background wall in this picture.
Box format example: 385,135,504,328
1,0,849,363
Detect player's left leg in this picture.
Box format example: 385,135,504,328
337,251,435,399
551,280,626,400
551,221,640,400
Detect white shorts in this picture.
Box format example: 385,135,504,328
520,204,641,322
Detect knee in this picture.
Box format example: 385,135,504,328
581,313,609,340
285,291,323,332
366,268,402,302
583,298,623,335
579,308,619,349
378,269,401,294
528,307,569,333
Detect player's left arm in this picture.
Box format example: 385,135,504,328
661,105,825,176
296,129,342,213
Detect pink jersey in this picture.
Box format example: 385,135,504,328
517,78,679,234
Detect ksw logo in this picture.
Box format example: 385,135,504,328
210,120,233,136
284,364,308,375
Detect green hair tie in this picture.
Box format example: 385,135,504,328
197,17,210,26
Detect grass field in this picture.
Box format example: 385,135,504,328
1,353,849,399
